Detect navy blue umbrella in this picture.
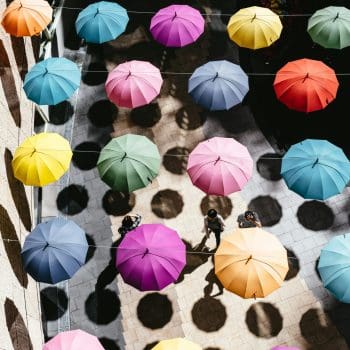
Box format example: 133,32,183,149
21,218,88,284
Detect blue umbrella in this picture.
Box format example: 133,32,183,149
75,1,129,44
21,218,88,284
281,139,350,200
188,60,249,111
318,234,350,302
23,57,80,105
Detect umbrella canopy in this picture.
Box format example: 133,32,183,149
150,5,205,47
24,57,81,105
1,0,52,37
187,137,253,196
227,6,282,49
12,132,72,187
281,139,350,200
152,338,201,350
273,58,339,113
188,60,249,111
318,234,350,303
116,224,186,291
43,330,104,350
308,6,350,49
75,1,129,44
215,228,288,298
105,60,163,108
21,218,88,284
97,134,160,192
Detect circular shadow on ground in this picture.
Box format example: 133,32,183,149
56,184,89,216
85,289,121,325
88,100,118,127
72,142,101,170
137,293,173,329
48,101,74,125
130,103,161,127
143,341,159,350
248,195,282,226
82,62,108,86
245,302,283,338
163,147,189,175
204,348,221,350
40,287,68,321
102,190,136,216
99,338,120,350
297,201,334,231
85,234,96,263
256,153,282,181
200,195,233,219
151,189,184,219
285,248,300,281
175,105,206,130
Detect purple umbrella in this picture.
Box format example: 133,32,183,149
150,5,205,47
116,224,186,291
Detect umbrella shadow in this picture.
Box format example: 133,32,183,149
328,302,350,347
256,153,283,181
285,248,300,281
248,195,283,226
72,142,101,171
130,102,162,128
87,100,118,128
200,195,233,220
85,234,97,263
40,287,68,321
99,338,120,350
175,104,207,131
56,184,89,216
48,101,74,125
143,341,159,350
163,147,190,175
297,201,334,231
102,190,136,216
151,189,184,219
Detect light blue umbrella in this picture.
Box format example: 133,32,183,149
281,139,350,200
318,234,350,303
188,60,249,111
21,218,88,284
23,57,80,105
75,1,129,44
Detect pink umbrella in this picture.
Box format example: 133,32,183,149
43,330,104,350
116,224,186,291
187,137,253,196
150,5,205,47
105,60,163,108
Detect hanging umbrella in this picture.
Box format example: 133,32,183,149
150,5,205,47
273,58,339,113
281,139,350,200
43,329,104,350
24,57,81,105
21,218,88,284
97,134,160,192
105,60,163,108
1,0,52,37
227,6,283,49
307,6,350,49
187,137,253,196
215,228,288,298
12,132,72,187
152,338,201,350
116,224,186,291
75,1,129,44
188,60,249,111
318,234,350,303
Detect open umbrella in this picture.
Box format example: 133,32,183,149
12,132,72,187
227,6,282,49
21,218,88,284
281,139,350,200
24,57,81,105
97,134,160,192
308,6,350,49
215,228,288,298
152,338,201,350
105,60,163,108
1,0,52,37
187,137,253,196
188,60,249,111
150,5,205,47
75,1,129,44
273,58,339,113
116,224,186,291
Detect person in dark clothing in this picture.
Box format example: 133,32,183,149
203,209,226,248
237,210,262,228
118,214,142,237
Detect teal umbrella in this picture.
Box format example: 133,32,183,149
97,134,160,192
308,6,350,49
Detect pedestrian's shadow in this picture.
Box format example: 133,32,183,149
204,268,224,298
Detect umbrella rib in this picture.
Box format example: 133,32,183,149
250,257,286,280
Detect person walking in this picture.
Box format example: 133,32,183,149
118,214,142,238
237,210,262,228
203,209,225,248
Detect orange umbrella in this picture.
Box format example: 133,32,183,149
1,0,52,37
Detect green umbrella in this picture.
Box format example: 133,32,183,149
308,6,350,49
97,134,160,192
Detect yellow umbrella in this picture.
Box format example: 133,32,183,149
152,338,202,350
12,132,72,187
227,6,283,49
214,228,288,298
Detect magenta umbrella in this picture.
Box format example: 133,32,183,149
150,4,205,47
105,60,163,108
187,137,253,196
116,223,186,291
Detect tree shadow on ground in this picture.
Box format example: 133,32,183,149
99,338,120,350
130,102,161,127
49,101,74,125
151,189,184,219
297,201,334,231
163,147,189,175
256,153,283,181
248,195,283,226
85,234,96,263
72,142,101,170
40,287,68,321
102,190,136,216
56,184,89,216
10,37,28,81
285,248,300,281
200,195,233,219
87,100,118,127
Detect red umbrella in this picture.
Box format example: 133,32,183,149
273,58,339,113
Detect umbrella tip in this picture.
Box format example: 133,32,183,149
333,12,340,22
212,72,219,82
245,254,253,264
142,248,149,258
121,152,127,161
214,155,221,165
302,73,309,83
172,11,177,21
312,157,319,168
251,13,257,22
43,242,50,251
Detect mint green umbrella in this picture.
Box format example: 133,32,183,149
97,134,160,192
308,6,350,49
